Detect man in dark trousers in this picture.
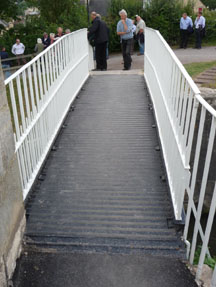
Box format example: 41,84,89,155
88,12,109,71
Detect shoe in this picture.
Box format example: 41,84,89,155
137,53,144,56
92,68,101,71
123,67,131,70
101,68,107,71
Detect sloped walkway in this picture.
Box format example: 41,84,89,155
13,73,197,286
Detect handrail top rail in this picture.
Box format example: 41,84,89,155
4,28,87,85
146,27,200,95
196,93,216,118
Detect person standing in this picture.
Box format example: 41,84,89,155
55,27,65,40
194,11,206,49
50,33,56,45
65,29,71,34
135,15,146,55
117,9,133,70
42,32,51,49
0,47,11,79
88,12,109,71
180,13,193,49
11,39,26,65
34,38,44,55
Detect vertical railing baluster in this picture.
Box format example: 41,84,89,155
190,116,216,264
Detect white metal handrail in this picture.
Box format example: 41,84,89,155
5,28,94,199
145,27,216,283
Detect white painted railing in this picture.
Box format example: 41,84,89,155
5,28,94,200
145,27,216,283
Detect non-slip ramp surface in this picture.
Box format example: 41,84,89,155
25,74,183,257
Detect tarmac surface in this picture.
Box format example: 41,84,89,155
13,252,197,287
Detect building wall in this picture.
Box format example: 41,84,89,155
183,0,206,11
0,64,25,286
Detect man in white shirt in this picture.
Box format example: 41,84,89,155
180,13,193,49
135,15,146,55
194,11,206,49
11,39,26,65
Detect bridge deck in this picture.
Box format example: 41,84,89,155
24,73,183,256
12,73,199,286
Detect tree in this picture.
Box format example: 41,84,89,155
27,0,87,24
202,0,216,10
0,0,17,20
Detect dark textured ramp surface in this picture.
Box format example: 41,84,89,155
25,74,182,256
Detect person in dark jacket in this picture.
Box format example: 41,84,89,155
88,12,109,71
42,32,51,49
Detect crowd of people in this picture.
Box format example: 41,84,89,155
0,10,207,78
0,27,71,78
88,9,145,71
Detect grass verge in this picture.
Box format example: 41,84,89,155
184,61,216,78
194,246,216,269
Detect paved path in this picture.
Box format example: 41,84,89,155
13,252,197,287
172,46,216,64
13,73,197,286
106,46,216,71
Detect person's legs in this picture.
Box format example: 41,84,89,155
22,56,26,65
100,42,107,70
95,44,101,69
131,38,134,55
122,40,127,67
195,29,201,48
184,31,189,48
180,29,184,48
124,39,132,69
199,31,203,49
138,39,144,54
106,43,109,60
2,64,11,79
16,55,21,66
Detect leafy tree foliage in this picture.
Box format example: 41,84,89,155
0,0,17,20
0,0,88,56
202,0,216,10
